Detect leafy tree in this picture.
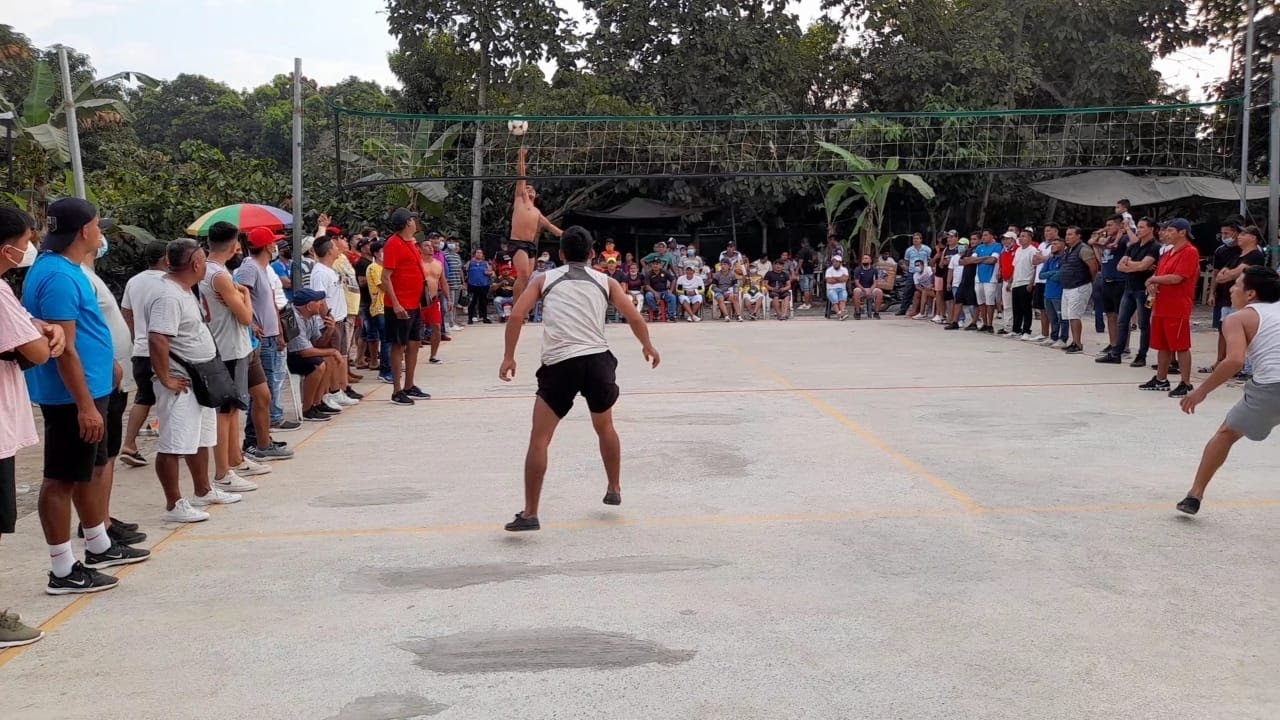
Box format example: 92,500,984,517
820,143,935,256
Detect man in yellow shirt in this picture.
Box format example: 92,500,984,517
364,241,390,384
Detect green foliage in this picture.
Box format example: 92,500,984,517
819,143,935,256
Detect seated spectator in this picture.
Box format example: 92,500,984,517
710,262,742,321
622,252,637,275
680,245,708,276
600,238,620,265
643,261,677,322
741,269,766,320
493,267,516,321
675,265,705,322
765,260,792,321
286,289,349,421
908,260,934,319
623,263,646,313
752,255,773,279
825,254,850,320
853,254,883,319
641,241,675,270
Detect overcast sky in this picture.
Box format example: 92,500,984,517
4,0,1231,102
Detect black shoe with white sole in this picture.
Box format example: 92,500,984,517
302,408,332,422
1168,382,1194,399
504,512,541,532
390,391,415,406
405,386,431,400
84,543,152,570
1139,376,1171,392
46,562,119,595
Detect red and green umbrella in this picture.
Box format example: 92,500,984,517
186,204,293,237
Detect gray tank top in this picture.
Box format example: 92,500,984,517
198,260,253,361
540,263,610,366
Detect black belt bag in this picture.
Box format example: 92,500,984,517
170,353,245,411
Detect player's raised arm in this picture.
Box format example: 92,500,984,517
515,147,528,201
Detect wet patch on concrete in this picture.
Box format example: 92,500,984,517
625,441,750,479
310,488,429,508
355,555,727,592
324,693,447,720
398,628,694,673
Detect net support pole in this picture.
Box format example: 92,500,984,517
1268,55,1278,267
1240,0,1257,217
57,46,85,200
291,58,304,292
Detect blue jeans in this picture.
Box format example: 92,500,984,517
1092,275,1105,333
826,286,848,304
532,300,543,323
1044,298,1067,341
645,291,677,319
258,339,285,425
375,315,391,375
1115,289,1150,358
496,296,514,316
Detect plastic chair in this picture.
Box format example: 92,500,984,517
288,373,305,421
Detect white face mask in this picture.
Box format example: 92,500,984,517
17,242,37,268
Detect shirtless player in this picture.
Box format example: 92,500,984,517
419,237,446,366
511,146,563,303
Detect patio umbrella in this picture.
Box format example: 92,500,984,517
186,203,292,237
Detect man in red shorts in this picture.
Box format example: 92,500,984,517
1140,218,1200,398
417,236,446,366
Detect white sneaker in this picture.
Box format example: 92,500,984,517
693,315,702,322
235,457,272,477
1019,333,1032,341
192,487,242,507
322,395,346,411
1051,340,1067,349
1029,334,1045,343
931,315,943,323
329,392,359,407
1039,337,1056,346
214,471,258,493
163,498,211,523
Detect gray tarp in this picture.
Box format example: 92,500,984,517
1028,170,1270,207
572,198,714,220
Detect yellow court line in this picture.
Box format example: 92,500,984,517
170,498,1280,545
727,348,984,513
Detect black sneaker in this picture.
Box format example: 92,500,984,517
944,323,960,330
1100,344,1113,355
1129,355,1147,368
272,419,302,432
78,517,143,540
85,543,151,570
390,391,415,406
118,449,148,467
1139,376,1171,392
46,562,119,595
603,491,622,506
344,387,364,401
1168,382,1194,398
1064,344,1083,354
997,329,1010,336
1169,362,1181,375
504,512,540,532
482,318,493,324
405,386,431,400
108,524,147,546
981,326,995,334
1176,496,1201,515
428,357,442,364
963,324,979,331
313,403,341,415
872,312,881,319
111,516,139,532
302,408,332,422
1095,354,1121,364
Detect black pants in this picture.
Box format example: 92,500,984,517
1012,285,1033,335
468,285,489,321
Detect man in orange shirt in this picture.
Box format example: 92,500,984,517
1139,219,1200,398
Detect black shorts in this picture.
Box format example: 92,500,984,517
385,310,424,346
106,390,127,458
247,349,267,388
944,287,955,302
958,284,978,307
1032,283,1046,310
132,356,155,406
536,351,620,420
509,239,538,257
0,456,15,534
219,357,251,414
1102,280,1125,313
40,396,111,483
287,353,325,377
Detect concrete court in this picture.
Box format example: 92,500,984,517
1,316,1278,720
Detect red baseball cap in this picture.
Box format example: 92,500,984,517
247,227,285,249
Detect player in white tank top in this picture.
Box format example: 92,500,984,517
1177,264,1280,515
497,226,661,532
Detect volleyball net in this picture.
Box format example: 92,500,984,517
332,98,1242,190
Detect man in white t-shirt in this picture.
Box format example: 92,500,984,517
1009,229,1041,339
675,265,705,322
118,242,169,466
824,255,850,320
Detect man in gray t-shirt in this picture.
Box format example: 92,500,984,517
285,288,348,422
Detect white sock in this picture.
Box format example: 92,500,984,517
83,523,111,554
49,541,75,577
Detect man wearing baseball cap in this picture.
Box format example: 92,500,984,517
286,288,350,421
23,198,150,593
237,227,299,440
1140,218,1199,397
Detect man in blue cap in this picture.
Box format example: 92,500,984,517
285,288,350,422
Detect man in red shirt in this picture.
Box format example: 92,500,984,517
1140,218,1200,398
379,208,430,406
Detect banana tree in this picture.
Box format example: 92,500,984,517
15,60,156,163
343,120,462,218
819,142,935,258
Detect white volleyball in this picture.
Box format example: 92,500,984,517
508,119,528,136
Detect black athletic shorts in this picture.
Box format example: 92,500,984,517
944,287,955,302
0,456,15,534
1102,280,1124,314
40,395,111,483
219,357,251,414
106,390,127,458
287,352,325,377
1032,283,1046,310
957,283,978,307
536,350,620,419
132,356,155,406
385,310,424,346
509,239,537,257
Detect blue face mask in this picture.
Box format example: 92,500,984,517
96,236,109,259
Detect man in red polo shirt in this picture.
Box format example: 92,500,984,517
1140,218,1200,398
380,208,429,406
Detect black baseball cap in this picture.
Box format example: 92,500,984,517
388,208,419,232
44,198,98,251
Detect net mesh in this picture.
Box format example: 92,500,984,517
333,99,1242,189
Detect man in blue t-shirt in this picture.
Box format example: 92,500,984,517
973,229,1002,332
22,198,150,595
